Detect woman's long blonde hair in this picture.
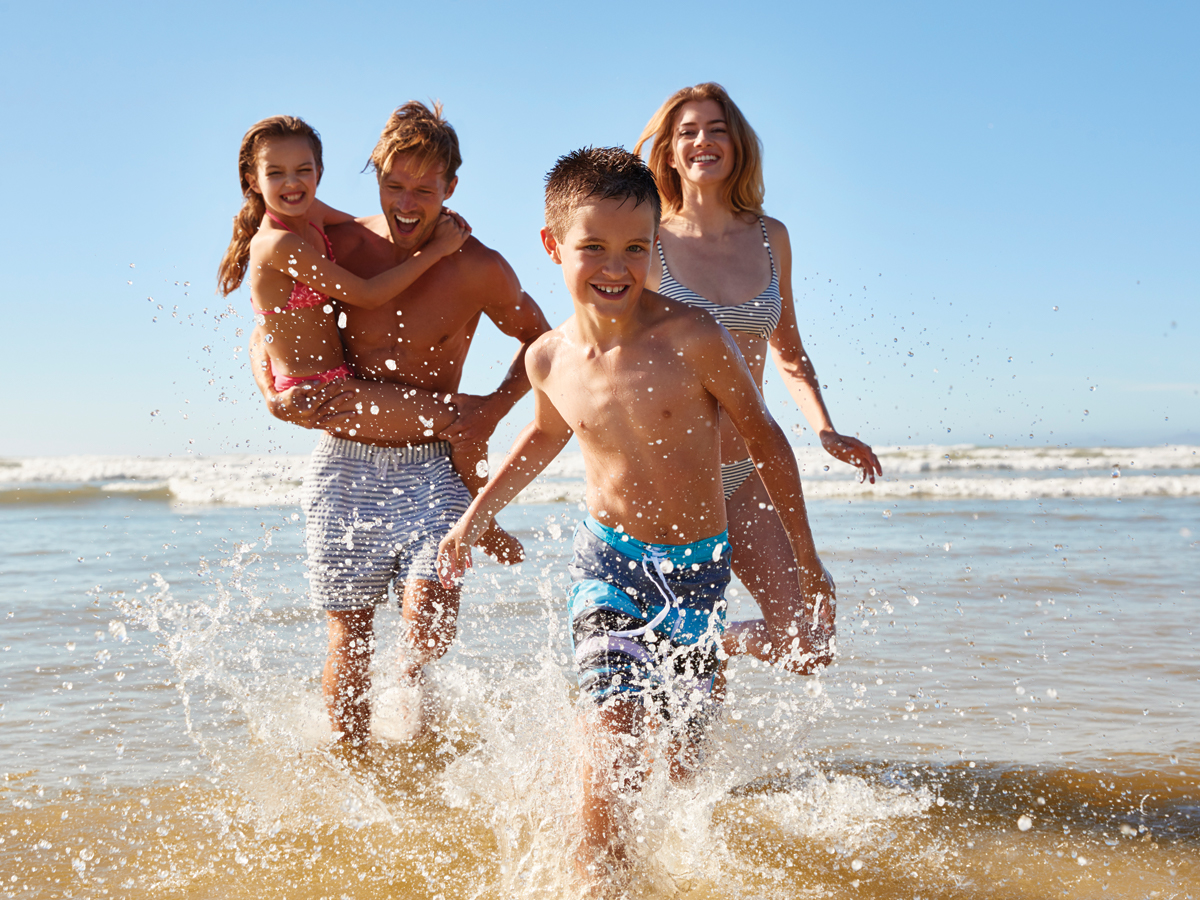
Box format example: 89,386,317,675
217,116,323,297
634,83,764,219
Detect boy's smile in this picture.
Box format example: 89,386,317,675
542,197,656,320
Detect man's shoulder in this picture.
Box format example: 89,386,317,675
326,215,386,258
454,235,516,281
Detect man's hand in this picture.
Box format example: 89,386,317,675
819,430,883,484
436,524,473,589
424,209,471,260
440,393,502,447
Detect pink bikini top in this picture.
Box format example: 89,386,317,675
254,210,336,314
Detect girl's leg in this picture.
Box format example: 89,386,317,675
724,473,835,673
321,379,457,446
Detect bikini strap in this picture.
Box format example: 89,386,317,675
655,236,670,274
758,217,777,276
264,209,294,233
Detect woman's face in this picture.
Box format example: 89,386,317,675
667,99,735,188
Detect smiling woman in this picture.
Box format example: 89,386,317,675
635,83,884,670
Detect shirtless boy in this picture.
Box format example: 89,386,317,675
436,147,833,883
252,102,549,745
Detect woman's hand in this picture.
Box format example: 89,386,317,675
819,430,883,484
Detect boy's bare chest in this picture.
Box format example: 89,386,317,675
550,350,709,438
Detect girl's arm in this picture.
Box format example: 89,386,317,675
437,380,572,585
308,198,355,229
255,211,471,310
765,218,882,481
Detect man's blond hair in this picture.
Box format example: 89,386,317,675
367,100,462,183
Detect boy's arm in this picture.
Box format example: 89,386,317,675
437,380,572,586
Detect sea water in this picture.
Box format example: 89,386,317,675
1,445,1197,898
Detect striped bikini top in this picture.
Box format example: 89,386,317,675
656,217,783,340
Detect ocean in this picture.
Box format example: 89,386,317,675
1,443,1197,898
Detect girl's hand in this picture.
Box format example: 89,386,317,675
426,209,471,259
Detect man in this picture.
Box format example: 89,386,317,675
251,101,549,745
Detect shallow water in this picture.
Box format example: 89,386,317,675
1,447,1197,897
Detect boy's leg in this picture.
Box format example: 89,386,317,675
576,698,646,884
448,438,525,564
323,608,375,744
724,474,835,673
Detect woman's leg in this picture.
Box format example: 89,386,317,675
724,472,835,673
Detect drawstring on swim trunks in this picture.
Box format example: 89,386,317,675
610,547,678,640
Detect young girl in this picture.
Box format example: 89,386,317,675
218,115,521,562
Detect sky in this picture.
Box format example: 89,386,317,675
1,1,1196,457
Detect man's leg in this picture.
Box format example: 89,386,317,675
323,607,375,744
399,578,462,680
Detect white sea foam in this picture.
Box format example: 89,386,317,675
1,445,1197,507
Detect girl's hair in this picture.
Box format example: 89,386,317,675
633,83,764,219
217,116,323,297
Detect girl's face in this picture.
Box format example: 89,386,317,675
667,99,735,188
247,136,320,218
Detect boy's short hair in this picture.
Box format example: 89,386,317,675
544,147,661,240
367,100,462,183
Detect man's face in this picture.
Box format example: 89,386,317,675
377,152,458,253
541,197,656,316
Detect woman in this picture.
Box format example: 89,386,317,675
636,83,882,671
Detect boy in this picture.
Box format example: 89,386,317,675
436,147,833,881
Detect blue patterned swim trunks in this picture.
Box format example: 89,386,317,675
568,516,730,720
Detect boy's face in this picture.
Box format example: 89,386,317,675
541,197,656,315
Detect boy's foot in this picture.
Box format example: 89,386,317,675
474,519,525,564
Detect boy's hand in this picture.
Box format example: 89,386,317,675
436,525,473,589
425,209,471,259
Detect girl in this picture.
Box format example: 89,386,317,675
636,84,883,669
218,115,520,562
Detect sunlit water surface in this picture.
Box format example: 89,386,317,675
1,447,1197,898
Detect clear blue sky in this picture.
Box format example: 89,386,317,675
2,1,1196,456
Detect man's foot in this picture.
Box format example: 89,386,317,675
474,519,525,564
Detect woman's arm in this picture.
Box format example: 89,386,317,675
765,218,882,480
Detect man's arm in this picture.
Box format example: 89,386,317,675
442,252,551,447
247,326,358,430
438,363,572,585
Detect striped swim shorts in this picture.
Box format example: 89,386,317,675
301,433,471,611
567,517,730,721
